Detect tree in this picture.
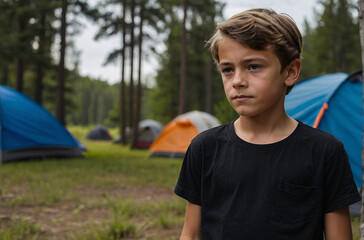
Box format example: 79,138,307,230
96,0,165,144
336,0,359,71
0,1,14,86
358,1,364,238
0,0,94,123
56,0,99,125
33,0,57,104
14,0,29,92
301,0,361,79
178,0,187,115
34,7,46,104
6,0,37,92
129,0,136,134
56,0,67,125
121,0,127,144
95,0,130,144
151,0,225,123
0,0,58,101
131,0,145,148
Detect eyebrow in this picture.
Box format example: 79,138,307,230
219,57,267,67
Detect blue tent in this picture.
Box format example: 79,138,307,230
285,71,363,189
0,86,85,163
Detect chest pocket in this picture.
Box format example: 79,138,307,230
277,182,320,223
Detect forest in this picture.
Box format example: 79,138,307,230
0,0,362,138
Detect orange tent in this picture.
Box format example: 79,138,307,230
149,111,220,158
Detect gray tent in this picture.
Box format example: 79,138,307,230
114,120,163,148
85,125,113,141
135,120,163,148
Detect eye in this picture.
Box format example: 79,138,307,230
247,64,261,71
221,67,233,74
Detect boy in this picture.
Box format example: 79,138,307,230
174,8,361,240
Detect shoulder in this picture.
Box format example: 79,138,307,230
297,121,343,150
191,122,230,144
299,122,340,141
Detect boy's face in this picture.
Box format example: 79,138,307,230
218,36,295,119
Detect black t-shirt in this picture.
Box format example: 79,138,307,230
175,121,360,240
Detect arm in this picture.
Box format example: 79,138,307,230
324,207,353,240
180,201,201,240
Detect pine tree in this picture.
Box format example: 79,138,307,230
301,0,361,79
56,0,99,125
151,0,225,123
96,0,166,144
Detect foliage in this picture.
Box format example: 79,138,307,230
151,0,226,124
0,0,104,124
214,99,239,124
0,0,362,128
0,0,58,88
68,76,118,126
300,0,361,79
104,85,153,128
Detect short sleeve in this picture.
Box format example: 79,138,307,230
174,139,203,205
324,143,361,213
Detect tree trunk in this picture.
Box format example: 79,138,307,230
35,12,46,105
129,0,135,139
178,0,187,115
119,0,127,145
35,63,44,104
1,65,9,86
131,2,144,149
204,58,212,113
14,58,23,92
358,1,364,239
15,14,26,92
56,0,67,125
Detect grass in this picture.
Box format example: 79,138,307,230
0,126,185,239
0,125,361,239
0,219,41,240
352,217,360,240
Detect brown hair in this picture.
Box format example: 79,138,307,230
207,8,302,93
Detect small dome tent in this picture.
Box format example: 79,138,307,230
285,71,363,189
149,111,220,158
135,119,163,148
113,120,163,147
0,86,85,163
85,125,113,141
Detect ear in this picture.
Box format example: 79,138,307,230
284,59,301,87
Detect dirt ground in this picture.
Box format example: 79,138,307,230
0,185,183,239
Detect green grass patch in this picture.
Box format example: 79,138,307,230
0,218,41,240
71,196,185,240
0,126,184,239
0,139,182,207
352,217,360,240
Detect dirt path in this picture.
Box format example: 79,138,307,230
0,185,183,239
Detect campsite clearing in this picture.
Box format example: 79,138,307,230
0,132,184,240
0,126,361,239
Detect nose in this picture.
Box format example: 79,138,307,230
232,70,247,88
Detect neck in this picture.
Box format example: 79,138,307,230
234,113,298,144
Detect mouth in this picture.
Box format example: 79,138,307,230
232,95,252,102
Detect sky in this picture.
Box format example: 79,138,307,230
74,0,318,85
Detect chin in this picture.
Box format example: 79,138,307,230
234,109,254,117
234,108,262,118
